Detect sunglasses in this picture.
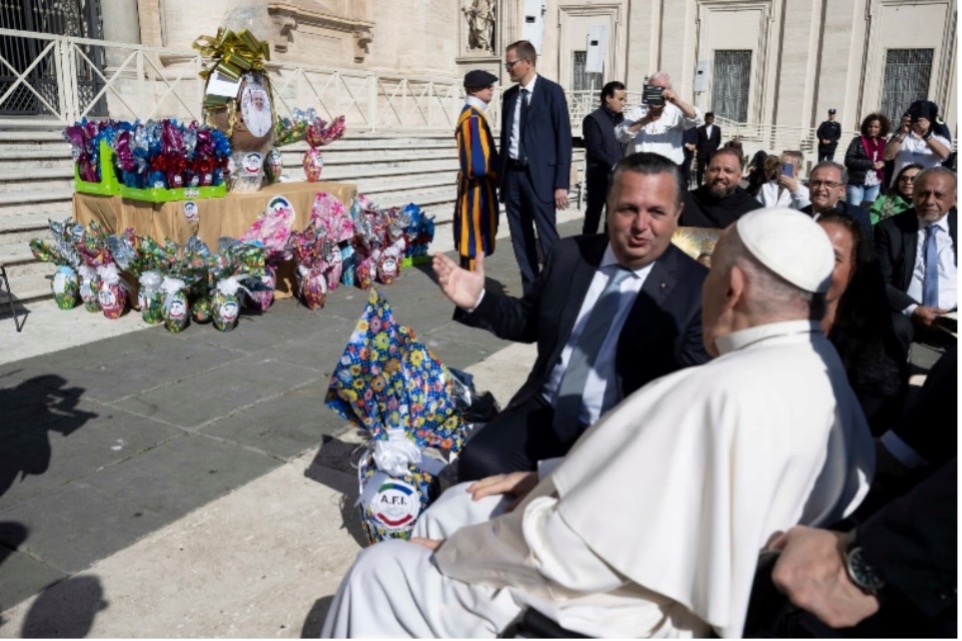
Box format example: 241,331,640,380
504,59,528,70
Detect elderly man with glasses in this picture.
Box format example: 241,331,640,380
802,161,872,237
498,40,572,295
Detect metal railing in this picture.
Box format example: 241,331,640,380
1,27,902,162
0,28,492,133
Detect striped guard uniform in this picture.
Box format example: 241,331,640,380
454,103,499,269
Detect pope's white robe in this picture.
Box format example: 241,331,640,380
321,320,875,638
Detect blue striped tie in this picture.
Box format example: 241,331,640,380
923,224,939,307
553,267,632,442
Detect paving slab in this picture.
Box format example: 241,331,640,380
0,433,279,574
198,377,346,460
0,543,67,614
113,356,321,429
1,398,182,511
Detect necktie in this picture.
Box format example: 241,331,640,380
923,224,940,307
553,267,633,442
517,88,529,163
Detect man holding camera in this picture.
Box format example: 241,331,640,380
615,71,702,167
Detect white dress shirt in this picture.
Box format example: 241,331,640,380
615,102,703,164
508,74,538,160
464,95,488,111
756,180,811,210
903,213,957,314
541,245,653,426
890,132,952,187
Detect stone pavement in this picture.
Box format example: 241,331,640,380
0,215,581,637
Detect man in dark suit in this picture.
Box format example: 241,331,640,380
764,347,957,639
817,108,842,162
500,40,573,295
581,80,626,235
801,161,872,237
875,166,957,352
695,112,722,186
432,153,710,481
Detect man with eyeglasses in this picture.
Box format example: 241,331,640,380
801,162,872,237
499,40,572,295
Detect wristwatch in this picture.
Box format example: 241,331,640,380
844,531,886,595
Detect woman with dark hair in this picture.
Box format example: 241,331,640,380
744,149,769,197
581,80,627,234
818,211,908,434
844,112,890,207
868,163,922,225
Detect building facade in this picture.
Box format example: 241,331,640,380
4,0,957,136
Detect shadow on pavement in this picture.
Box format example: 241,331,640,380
0,375,97,499
301,595,335,637
305,436,369,548
20,575,108,638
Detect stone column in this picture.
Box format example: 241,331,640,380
100,0,142,68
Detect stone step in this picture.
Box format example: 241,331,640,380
0,187,76,216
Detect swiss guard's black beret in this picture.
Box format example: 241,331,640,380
464,69,498,88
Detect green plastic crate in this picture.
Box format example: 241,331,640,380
120,182,227,203
73,139,120,196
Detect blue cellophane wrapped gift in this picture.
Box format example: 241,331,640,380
326,289,467,544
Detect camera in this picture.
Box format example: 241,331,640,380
642,84,665,107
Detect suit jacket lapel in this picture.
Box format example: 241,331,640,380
902,214,920,289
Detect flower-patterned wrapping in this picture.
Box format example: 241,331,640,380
138,271,165,325
310,192,355,245
296,265,328,310
325,289,467,543
161,277,190,333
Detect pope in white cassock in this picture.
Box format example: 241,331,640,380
321,207,875,638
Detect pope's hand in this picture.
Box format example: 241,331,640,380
468,471,539,512
410,537,443,552
433,252,484,310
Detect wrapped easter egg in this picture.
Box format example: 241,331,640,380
192,296,213,323
355,255,376,290
78,265,101,312
324,246,343,292
296,265,328,310
246,264,276,311
264,147,284,183
138,271,164,325
303,146,323,182
211,276,244,332
161,277,190,333
377,246,400,285
96,264,128,320
51,265,79,310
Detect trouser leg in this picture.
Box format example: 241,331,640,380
457,397,566,482
503,169,539,293
528,178,560,271
321,540,519,638
582,172,608,235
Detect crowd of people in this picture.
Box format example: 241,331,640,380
322,41,957,638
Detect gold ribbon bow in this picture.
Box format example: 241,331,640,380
193,28,270,82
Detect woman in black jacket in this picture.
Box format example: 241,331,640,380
844,113,890,207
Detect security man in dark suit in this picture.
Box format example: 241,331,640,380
432,152,710,481
875,166,957,352
581,80,626,235
500,40,573,295
817,108,842,162
695,111,722,186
